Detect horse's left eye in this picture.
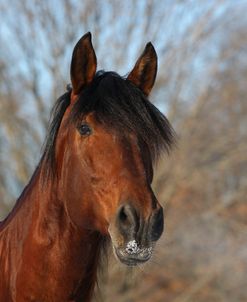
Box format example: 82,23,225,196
78,124,92,136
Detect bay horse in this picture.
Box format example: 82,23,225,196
0,32,174,302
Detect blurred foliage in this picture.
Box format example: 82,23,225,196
0,0,247,301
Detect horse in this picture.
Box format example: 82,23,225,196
0,32,174,302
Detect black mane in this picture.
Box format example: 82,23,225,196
42,71,175,177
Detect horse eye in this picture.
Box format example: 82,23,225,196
78,123,92,136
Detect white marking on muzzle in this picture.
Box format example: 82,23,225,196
126,240,153,256
126,240,140,254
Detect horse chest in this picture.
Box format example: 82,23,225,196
15,249,88,301
0,233,91,302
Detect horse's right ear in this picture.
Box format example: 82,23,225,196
70,32,97,95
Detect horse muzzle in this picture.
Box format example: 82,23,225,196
108,203,164,266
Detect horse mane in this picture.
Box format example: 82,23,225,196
41,89,71,176
41,71,175,178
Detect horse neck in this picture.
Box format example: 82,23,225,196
1,164,105,301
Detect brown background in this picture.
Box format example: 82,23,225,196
1,1,246,301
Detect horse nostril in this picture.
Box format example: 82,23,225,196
117,204,139,235
119,206,128,225
150,207,164,241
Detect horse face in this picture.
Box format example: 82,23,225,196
54,33,172,266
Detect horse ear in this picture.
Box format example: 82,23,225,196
70,32,97,95
127,42,157,96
